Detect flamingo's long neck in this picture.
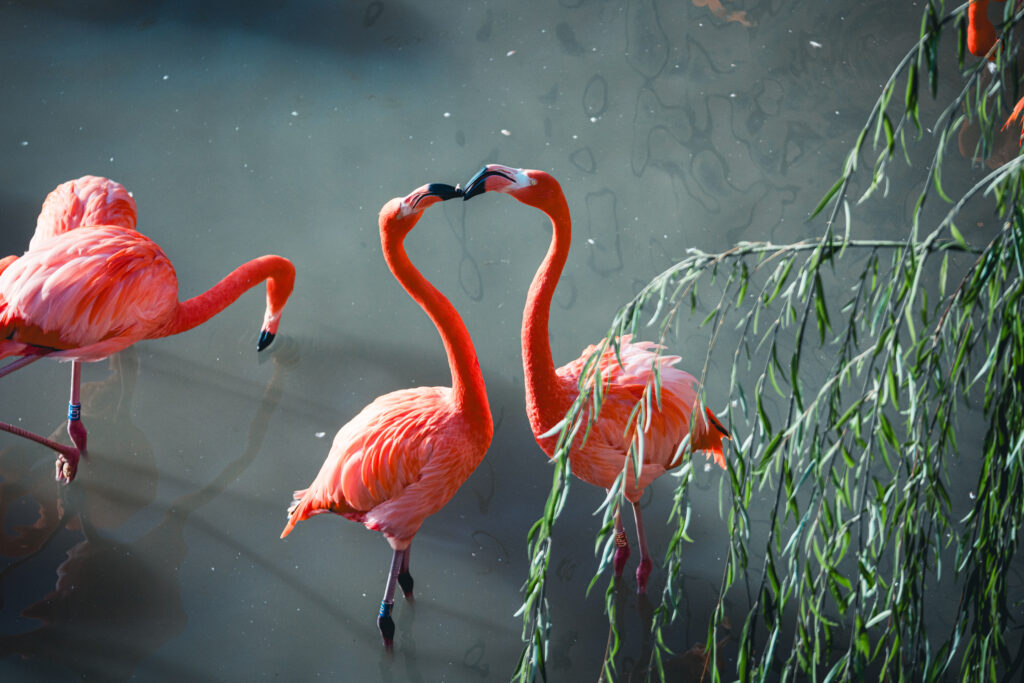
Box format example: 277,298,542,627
157,255,294,339
382,227,491,427
522,191,574,432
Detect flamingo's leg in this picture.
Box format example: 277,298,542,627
0,420,79,458
0,355,42,379
632,500,653,594
60,361,87,482
378,547,408,647
398,543,414,599
612,503,630,577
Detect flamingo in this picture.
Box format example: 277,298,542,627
0,224,296,482
462,164,730,593
0,176,140,474
280,183,493,647
29,175,139,249
967,0,1000,59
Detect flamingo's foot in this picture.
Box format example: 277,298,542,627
613,531,630,577
636,556,653,594
56,418,88,483
398,571,414,599
378,601,396,648
55,449,81,483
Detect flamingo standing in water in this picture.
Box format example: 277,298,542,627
462,164,730,593
0,176,140,472
281,183,493,647
0,224,295,482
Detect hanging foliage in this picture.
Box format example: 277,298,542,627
514,2,1024,680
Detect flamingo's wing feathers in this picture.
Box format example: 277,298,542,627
31,176,137,248
557,336,727,482
282,386,453,536
0,227,177,357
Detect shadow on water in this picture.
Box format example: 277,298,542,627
8,0,445,57
0,348,295,679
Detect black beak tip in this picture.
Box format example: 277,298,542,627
462,181,486,201
425,183,463,201
462,166,499,201
257,330,275,352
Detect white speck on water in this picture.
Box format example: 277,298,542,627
809,40,823,48
587,238,595,245
162,74,169,80
291,111,298,117
506,50,516,56
315,431,326,438
20,141,28,146
500,129,511,136
589,116,598,122
443,112,451,118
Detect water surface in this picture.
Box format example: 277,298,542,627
0,1,981,680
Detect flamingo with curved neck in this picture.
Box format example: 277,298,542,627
463,164,730,593
0,224,295,481
281,183,492,647
0,176,140,474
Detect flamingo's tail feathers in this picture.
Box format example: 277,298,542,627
280,489,310,539
691,407,731,470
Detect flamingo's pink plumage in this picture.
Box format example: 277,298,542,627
31,175,138,249
553,336,728,501
281,183,491,646
463,164,729,593
0,217,295,480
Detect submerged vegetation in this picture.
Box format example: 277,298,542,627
515,2,1024,680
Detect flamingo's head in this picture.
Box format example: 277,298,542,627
462,164,562,209
379,183,463,239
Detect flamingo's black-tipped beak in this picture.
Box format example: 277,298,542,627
257,330,275,352
426,183,463,200
462,166,514,200
409,183,463,210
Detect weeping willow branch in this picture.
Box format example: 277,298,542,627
512,2,1024,681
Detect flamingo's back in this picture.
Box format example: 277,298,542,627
546,336,729,500
31,176,137,249
281,385,488,548
0,226,178,361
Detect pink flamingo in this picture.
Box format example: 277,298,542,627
0,224,295,482
0,176,140,471
29,175,139,249
462,164,730,593
281,183,492,647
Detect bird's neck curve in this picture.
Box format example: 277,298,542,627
522,191,574,429
158,255,294,339
382,227,491,430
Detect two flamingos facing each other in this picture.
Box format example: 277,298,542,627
462,164,731,594
280,183,493,647
0,176,296,482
